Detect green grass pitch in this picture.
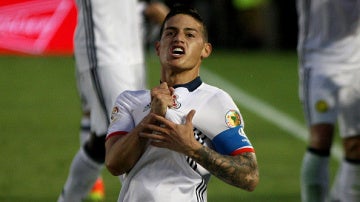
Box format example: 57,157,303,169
0,50,339,201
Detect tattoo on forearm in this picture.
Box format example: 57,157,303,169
193,146,258,191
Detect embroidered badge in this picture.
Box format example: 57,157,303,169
110,106,120,121
171,94,181,109
225,110,241,128
315,100,328,113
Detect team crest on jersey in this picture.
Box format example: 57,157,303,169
225,110,241,128
315,100,328,113
110,106,120,121
171,94,181,109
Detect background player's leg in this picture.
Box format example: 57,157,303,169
78,112,105,201
301,124,334,202
57,147,103,202
58,133,105,202
301,149,330,202
330,136,360,202
79,113,91,146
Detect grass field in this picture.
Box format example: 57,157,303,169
0,50,339,201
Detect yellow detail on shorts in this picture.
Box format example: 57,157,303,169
315,100,328,113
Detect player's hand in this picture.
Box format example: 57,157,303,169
139,110,202,155
150,82,174,116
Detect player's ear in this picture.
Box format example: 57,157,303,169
201,42,212,59
155,41,161,56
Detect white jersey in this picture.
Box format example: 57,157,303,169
107,77,255,202
296,0,360,71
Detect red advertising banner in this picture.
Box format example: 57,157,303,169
0,0,77,55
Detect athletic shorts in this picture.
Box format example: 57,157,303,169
74,0,146,136
75,65,146,136
299,66,360,138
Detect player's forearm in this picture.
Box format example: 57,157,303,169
105,132,147,176
190,146,259,191
105,114,157,175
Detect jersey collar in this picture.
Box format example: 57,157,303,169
173,76,202,92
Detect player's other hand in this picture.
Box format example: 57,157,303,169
140,110,201,155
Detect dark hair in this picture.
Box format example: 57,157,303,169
159,4,208,41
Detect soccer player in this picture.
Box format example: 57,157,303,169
105,5,259,201
57,0,168,201
297,0,360,201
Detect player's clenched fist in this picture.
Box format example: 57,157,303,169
150,82,174,116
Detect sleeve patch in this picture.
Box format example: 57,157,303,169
212,126,254,155
110,106,120,121
225,110,241,128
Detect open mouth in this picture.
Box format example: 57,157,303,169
171,47,185,56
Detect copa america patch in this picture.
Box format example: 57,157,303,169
225,110,241,128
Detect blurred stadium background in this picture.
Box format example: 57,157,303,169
0,0,340,201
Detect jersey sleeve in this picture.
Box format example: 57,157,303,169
194,90,254,155
106,91,136,140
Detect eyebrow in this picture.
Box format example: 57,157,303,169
165,26,199,33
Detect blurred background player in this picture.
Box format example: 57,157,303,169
57,0,168,201
297,0,360,201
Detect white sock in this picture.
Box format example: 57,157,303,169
329,160,360,202
301,151,330,202
79,116,90,146
57,148,103,202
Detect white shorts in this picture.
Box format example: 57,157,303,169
299,67,360,138
74,0,146,136
76,65,146,136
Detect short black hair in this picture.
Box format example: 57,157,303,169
159,4,208,41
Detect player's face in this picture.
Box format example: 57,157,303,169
156,14,211,73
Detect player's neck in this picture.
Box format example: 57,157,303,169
161,70,199,87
